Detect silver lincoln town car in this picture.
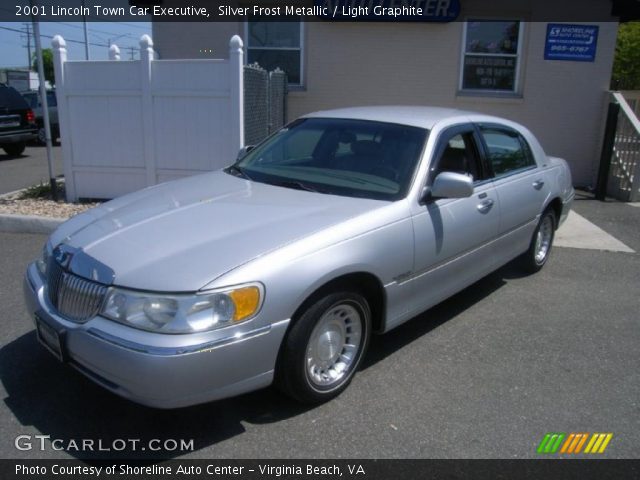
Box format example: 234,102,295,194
24,106,575,408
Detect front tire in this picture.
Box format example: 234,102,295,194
521,209,556,273
37,126,47,145
276,291,372,404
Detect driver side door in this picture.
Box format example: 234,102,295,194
407,124,501,315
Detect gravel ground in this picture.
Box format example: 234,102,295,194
0,190,100,219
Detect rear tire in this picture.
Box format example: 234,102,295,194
520,209,556,273
2,143,26,157
276,291,371,404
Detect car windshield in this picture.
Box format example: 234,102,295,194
230,117,428,201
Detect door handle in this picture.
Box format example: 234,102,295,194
533,180,545,190
477,199,494,214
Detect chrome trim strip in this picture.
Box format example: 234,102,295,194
86,321,286,357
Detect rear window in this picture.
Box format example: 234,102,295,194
0,86,29,110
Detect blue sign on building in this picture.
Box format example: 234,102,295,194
544,24,599,62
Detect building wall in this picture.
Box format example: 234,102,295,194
152,3,619,186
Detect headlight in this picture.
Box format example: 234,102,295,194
36,244,50,276
101,283,263,333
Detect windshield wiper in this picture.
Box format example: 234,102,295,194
226,164,253,181
272,180,327,194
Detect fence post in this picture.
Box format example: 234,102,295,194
139,34,156,187
109,44,120,61
595,100,621,201
229,35,245,151
51,35,77,202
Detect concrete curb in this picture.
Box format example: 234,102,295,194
0,214,65,234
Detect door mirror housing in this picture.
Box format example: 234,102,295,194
427,172,474,200
237,145,255,161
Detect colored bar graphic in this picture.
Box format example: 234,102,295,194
538,433,613,454
537,433,565,454
585,433,614,454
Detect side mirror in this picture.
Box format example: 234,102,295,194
237,145,255,161
427,172,474,200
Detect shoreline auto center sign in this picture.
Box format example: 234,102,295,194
544,24,599,62
315,0,460,21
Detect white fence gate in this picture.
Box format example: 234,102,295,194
52,34,245,201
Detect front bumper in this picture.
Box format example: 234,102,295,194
23,263,290,408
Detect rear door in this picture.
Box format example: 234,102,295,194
476,124,550,261
0,86,30,130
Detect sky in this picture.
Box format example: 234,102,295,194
0,21,152,68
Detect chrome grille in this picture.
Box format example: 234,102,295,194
46,259,108,322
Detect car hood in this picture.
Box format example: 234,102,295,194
50,171,385,291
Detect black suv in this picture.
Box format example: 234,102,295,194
0,84,38,157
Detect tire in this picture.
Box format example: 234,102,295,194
37,126,46,145
276,291,372,404
2,142,26,157
520,209,556,273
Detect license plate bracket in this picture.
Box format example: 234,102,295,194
35,312,67,362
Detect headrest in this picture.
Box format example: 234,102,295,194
351,140,382,157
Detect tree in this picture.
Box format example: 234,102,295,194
611,22,640,90
31,48,55,87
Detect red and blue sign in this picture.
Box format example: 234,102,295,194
544,24,599,62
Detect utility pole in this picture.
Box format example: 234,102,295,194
31,6,57,199
81,0,89,59
24,22,32,67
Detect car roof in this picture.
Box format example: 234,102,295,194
302,105,505,130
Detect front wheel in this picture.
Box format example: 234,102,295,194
276,291,371,404
37,126,47,145
520,209,556,273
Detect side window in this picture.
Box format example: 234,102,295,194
432,132,484,183
47,92,57,107
480,128,534,176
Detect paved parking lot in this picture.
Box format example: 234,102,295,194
0,196,638,460
0,145,63,195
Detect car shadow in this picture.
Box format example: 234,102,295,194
362,259,521,369
0,260,524,460
0,153,28,161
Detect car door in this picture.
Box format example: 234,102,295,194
407,124,501,316
476,124,550,262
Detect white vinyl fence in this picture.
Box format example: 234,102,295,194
52,34,244,201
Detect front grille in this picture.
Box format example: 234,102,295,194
47,260,108,322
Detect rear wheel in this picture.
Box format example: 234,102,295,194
521,209,556,273
276,291,371,404
2,143,26,157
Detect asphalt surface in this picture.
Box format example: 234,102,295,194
0,199,638,460
0,144,63,194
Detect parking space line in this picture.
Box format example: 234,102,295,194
555,210,635,253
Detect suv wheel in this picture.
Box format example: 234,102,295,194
2,143,26,157
37,126,47,145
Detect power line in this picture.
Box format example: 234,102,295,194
0,25,109,48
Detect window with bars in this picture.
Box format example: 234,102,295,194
246,20,302,86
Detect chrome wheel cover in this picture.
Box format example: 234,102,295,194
306,303,363,389
534,215,554,264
